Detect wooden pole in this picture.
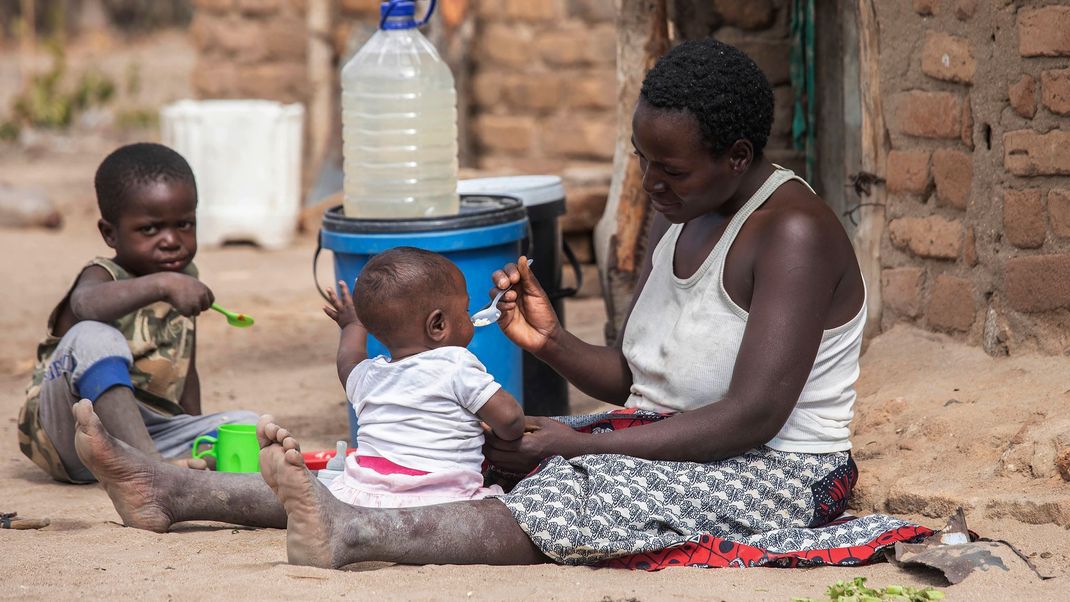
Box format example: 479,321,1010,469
854,0,886,339
306,0,335,195
593,0,669,344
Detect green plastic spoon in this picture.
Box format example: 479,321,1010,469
210,303,255,328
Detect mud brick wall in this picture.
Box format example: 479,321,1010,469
189,0,312,104
184,1,795,298
878,1,1070,355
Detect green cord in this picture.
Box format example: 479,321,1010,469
789,0,816,182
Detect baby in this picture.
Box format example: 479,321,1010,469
322,246,525,507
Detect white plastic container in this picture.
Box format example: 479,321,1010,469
160,99,304,249
341,0,459,218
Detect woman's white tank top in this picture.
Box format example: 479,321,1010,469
621,166,865,453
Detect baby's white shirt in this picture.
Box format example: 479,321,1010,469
345,346,501,474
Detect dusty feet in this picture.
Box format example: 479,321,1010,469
257,415,349,568
72,400,175,532
168,457,209,471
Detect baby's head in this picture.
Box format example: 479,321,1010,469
354,247,474,353
94,143,198,276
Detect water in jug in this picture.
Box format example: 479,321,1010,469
341,0,459,218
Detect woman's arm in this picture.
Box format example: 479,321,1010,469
493,215,672,404
486,210,845,471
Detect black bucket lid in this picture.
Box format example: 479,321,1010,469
322,194,527,234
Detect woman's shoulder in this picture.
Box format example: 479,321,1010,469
746,181,850,254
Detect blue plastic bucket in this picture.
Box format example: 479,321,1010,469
318,195,529,446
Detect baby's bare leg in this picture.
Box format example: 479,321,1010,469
73,400,285,532
258,418,547,568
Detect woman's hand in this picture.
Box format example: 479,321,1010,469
483,416,582,474
490,256,560,353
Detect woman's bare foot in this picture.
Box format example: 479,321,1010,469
256,415,350,568
168,457,209,471
72,400,175,532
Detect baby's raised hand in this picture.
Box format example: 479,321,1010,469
323,279,361,329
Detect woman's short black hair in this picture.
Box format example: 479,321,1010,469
640,38,775,158
94,142,196,223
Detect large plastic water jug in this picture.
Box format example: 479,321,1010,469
160,99,304,249
341,0,459,218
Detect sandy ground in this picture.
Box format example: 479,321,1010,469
0,136,1065,602
1,139,1068,601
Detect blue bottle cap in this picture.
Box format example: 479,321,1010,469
380,0,417,29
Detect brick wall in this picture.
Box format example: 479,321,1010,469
878,1,1070,354
189,0,313,104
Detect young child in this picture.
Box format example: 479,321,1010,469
17,143,259,483
322,246,525,508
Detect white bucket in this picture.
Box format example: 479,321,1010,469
160,100,304,249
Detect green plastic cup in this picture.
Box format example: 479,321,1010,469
192,424,259,473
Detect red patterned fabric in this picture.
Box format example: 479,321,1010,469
603,521,932,570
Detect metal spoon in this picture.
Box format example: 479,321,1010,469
471,259,533,327
210,303,255,327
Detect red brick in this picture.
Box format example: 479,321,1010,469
881,267,925,318
339,0,379,16
218,18,269,63
1008,75,1037,119
474,115,536,154
921,32,976,84
886,150,931,195
714,0,775,30
931,149,972,210
927,274,976,332
479,24,534,68
235,62,306,103
504,0,564,22
567,0,616,22
1003,130,1070,176
190,13,221,51
471,72,504,107
587,24,617,66
564,69,617,110
1018,6,1070,57
265,17,307,61
192,63,239,98
1003,189,1046,249
1004,255,1070,312
962,226,977,267
888,216,964,260
535,25,590,67
503,73,563,113
1041,68,1070,115
913,0,937,16
1048,189,1070,239
891,91,963,139
540,115,615,160
236,0,279,16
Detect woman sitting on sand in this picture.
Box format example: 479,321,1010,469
71,39,925,568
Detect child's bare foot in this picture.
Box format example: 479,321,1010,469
257,416,348,568
72,400,175,532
